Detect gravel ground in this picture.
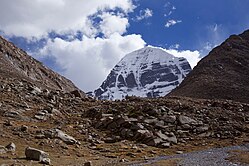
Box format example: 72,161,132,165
130,144,249,166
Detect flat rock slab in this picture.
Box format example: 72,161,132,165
25,147,49,161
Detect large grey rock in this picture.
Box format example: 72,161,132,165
178,115,196,125
55,129,79,145
155,131,177,144
146,138,163,146
134,129,153,141
163,115,176,123
44,129,80,145
25,147,49,161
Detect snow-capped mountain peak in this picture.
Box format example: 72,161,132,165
88,46,192,100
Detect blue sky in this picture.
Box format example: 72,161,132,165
0,0,249,91
129,0,249,51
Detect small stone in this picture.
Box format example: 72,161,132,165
159,142,170,148
0,146,7,154
120,158,129,162
126,152,136,158
5,142,16,152
84,161,92,166
176,151,183,154
104,137,118,143
20,125,28,132
40,157,51,165
3,120,13,126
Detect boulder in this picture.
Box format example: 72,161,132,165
55,129,79,145
134,129,153,141
43,129,80,145
25,147,49,161
155,131,177,144
146,138,163,146
178,115,196,125
163,115,176,123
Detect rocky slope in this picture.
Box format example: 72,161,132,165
89,46,191,100
169,30,249,104
0,36,84,94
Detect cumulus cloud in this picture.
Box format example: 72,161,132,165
150,46,201,69
0,0,134,39
166,49,201,69
37,33,146,91
99,13,129,37
135,8,153,21
165,19,182,28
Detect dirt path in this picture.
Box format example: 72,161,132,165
129,144,249,166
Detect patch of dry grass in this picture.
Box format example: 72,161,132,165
227,150,249,165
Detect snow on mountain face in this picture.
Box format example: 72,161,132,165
89,46,192,100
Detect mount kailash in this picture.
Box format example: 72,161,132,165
88,46,192,100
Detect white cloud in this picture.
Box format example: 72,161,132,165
135,8,153,21
99,13,129,37
140,45,201,70
166,49,201,69
36,33,146,91
151,46,201,69
165,19,182,28
0,0,134,39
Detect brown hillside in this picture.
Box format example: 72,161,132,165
0,36,84,95
169,30,249,104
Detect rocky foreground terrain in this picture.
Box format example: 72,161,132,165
0,79,249,165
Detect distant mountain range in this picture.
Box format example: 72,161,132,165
88,46,192,100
